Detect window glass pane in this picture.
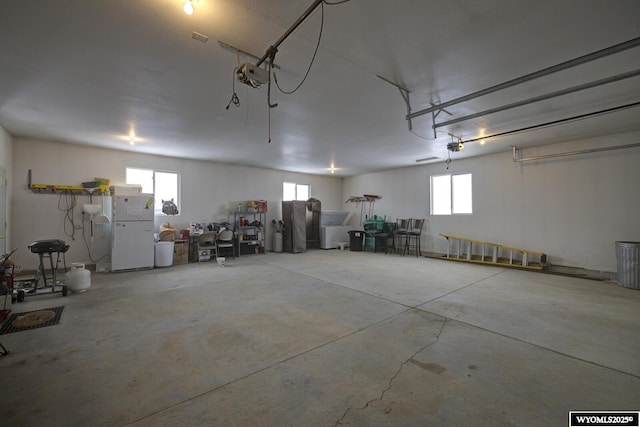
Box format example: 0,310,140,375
296,184,309,201
283,182,296,201
126,168,153,193
452,173,472,214
155,172,179,213
127,168,179,215
431,175,451,215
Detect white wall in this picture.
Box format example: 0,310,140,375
344,130,640,272
12,138,343,269
12,131,640,272
0,126,13,253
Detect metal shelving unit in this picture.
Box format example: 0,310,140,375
234,211,266,256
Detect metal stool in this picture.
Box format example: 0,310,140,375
394,219,409,255
403,219,424,257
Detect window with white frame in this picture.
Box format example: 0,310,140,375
283,182,309,201
126,168,180,215
430,173,472,215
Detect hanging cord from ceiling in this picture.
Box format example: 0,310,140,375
410,129,432,140
444,134,463,170
267,56,278,143
267,103,272,143
267,51,279,108
227,0,351,142
273,1,324,95
58,191,77,240
225,67,240,110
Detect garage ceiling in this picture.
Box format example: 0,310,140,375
1,0,639,176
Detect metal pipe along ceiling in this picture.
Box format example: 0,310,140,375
255,0,323,67
512,142,640,163
433,69,640,129
460,101,640,144
406,36,640,121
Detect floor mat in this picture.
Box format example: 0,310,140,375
0,306,64,335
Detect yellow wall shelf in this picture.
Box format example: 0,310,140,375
28,170,110,194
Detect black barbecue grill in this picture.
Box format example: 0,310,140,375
28,239,69,254
17,239,70,300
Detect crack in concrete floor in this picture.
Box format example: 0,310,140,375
332,318,449,426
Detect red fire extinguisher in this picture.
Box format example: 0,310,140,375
1,249,17,294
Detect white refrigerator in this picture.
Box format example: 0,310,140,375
111,194,155,271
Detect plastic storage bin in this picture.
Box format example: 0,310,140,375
364,215,385,232
364,235,376,252
154,241,175,267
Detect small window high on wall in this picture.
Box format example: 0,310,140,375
126,168,180,215
283,182,309,201
430,173,472,215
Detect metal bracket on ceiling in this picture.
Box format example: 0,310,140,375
218,40,281,70
377,75,413,131
430,103,452,138
406,36,640,124
432,68,640,130
512,145,520,168
406,36,640,138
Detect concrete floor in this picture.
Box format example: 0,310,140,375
1,250,639,426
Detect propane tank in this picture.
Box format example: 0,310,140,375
65,263,91,293
273,232,283,253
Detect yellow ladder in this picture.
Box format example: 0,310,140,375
440,233,547,270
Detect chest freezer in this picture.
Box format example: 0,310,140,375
320,211,353,249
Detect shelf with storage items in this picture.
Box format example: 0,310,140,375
27,170,111,194
234,211,266,256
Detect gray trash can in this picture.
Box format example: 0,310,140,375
615,241,640,290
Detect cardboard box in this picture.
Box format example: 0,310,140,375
256,200,268,212
173,240,189,265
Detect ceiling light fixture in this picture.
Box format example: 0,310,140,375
114,128,146,146
183,0,196,15
325,163,342,174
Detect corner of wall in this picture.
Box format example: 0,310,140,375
0,126,14,252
